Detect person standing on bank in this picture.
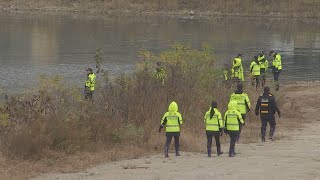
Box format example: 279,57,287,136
258,51,268,87
155,61,166,85
229,84,250,142
204,101,224,157
224,101,244,157
159,101,183,158
255,87,281,142
250,55,261,90
232,54,244,83
85,67,96,101
269,50,282,91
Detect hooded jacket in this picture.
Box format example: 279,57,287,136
230,90,250,115
224,101,244,131
250,59,261,76
161,102,183,132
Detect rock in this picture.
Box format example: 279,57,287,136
145,158,151,164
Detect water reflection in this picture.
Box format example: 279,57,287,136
0,15,319,93
30,17,58,64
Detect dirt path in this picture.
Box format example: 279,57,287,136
34,83,320,180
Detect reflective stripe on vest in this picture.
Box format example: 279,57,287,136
165,115,180,132
227,123,239,126
166,125,179,127
206,124,219,126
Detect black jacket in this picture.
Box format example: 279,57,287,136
255,93,281,118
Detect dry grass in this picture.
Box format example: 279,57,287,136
0,43,310,179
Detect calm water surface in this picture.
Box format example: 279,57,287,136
0,15,319,93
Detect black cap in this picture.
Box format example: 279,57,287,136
254,55,258,60
237,53,242,57
211,101,217,108
237,83,243,91
264,86,270,93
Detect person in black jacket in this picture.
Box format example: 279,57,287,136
255,86,281,142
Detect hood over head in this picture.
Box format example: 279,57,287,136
168,101,178,112
228,101,238,110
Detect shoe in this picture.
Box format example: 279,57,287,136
165,147,169,158
269,137,275,141
217,151,223,156
262,137,266,142
175,153,181,156
229,153,234,157
208,154,211,158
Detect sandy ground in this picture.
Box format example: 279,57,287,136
34,82,320,180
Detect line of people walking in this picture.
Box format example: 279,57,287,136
159,84,281,158
224,50,283,91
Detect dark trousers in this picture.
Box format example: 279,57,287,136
251,75,260,89
237,114,246,141
206,131,221,155
273,71,280,89
165,132,180,155
228,131,238,155
260,69,266,86
261,116,276,139
85,90,93,101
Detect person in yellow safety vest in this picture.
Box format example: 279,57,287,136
155,61,166,85
159,101,183,158
269,50,282,91
250,56,261,90
204,101,224,157
224,101,244,157
258,51,269,87
232,54,244,83
229,83,250,142
85,67,96,100
223,62,233,88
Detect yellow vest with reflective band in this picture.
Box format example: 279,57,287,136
258,55,268,69
273,54,282,70
204,108,224,131
156,67,166,80
230,93,250,115
224,110,244,131
161,112,182,132
86,73,96,91
250,60,261,76
232,58,244,81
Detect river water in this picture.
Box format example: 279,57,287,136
0,14,319,93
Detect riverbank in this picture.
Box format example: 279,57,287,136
1,81,319,179
0,0,320,18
